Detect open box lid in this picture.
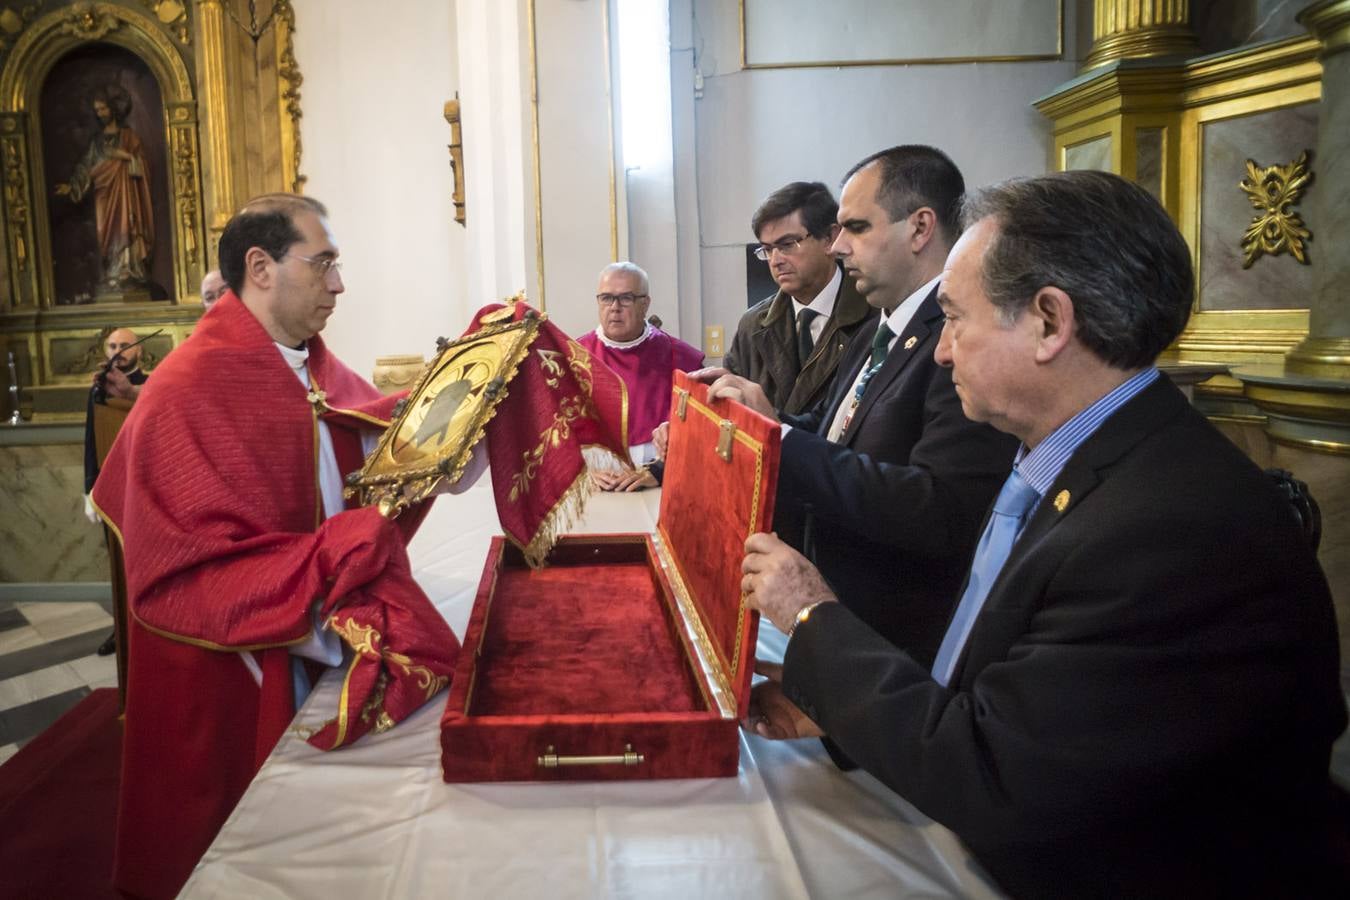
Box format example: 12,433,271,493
655,372,781,721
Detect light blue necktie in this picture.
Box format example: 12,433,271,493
931,468,1041,687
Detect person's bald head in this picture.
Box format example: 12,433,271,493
201,270,227,308
104,328,142,372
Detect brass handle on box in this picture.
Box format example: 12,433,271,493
537,743,645,768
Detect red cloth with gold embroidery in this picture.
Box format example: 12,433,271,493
470,301,630,566
91,291,460,899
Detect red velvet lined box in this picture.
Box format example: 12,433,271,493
440,372,780,782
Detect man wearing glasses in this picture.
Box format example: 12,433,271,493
579,261,702,468
91,193,459,898
705,146,1015,666
725,181,876,417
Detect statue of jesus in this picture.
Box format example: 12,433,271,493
55,85,155,297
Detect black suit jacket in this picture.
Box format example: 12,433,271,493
724,268,876,417
776,286,1017,665
783,377,1347,897
84,367,149,493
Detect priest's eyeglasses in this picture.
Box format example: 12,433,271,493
596,292,649,307
286,253,343,276
753,236,807,261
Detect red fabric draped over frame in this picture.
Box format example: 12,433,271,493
473,301,630,567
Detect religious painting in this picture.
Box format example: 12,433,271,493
40,42,174,304
348,314,541,515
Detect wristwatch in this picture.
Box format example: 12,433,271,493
787,600,830,640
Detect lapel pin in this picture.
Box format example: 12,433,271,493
1053,490,1070,512
903,336,917,350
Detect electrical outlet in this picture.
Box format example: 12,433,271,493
704,325,724,357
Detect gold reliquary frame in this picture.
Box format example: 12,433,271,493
1034,36,1322,376
346,310,542,517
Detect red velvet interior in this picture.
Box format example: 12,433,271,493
468,541,706,716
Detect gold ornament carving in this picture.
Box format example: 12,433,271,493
1239,150,1314,269
444,96,465,226
212,1,305,194
0,5,38,60
59,3,121,40
171,125,199,256
274,0,305,193
2,130,29,273
138,0,190,44
1084,0,1198,71
162,100,205,300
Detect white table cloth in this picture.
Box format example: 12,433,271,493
181,481,1001,899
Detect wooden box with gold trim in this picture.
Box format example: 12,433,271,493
439,372,780,781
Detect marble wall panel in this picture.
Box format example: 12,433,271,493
1135,127,1163,200
0,443,109,583
1199,103,1318,311
1064,134,1112,172
1193,0,1305,54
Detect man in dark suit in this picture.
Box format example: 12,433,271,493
84,326,151,656
709,146,1015,665
741,171,1347,897
724,181,875,417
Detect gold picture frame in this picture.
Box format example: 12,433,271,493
346,310,541,517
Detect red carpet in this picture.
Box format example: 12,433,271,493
0,688,122,899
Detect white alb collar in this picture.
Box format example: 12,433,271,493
594,321,654,350
275,341,310,371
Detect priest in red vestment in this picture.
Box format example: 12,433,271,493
92,194,460,899
577,262,702,469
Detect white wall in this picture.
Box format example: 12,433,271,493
456,0,531,312
289,0,1093,375
533,0,618,338
680,0,1087,359
292,0,467,381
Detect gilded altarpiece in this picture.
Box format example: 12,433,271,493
0,0,303,421
1035,37,1322,386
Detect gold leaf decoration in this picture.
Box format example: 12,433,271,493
1239,150,1313,269
60,4,121,41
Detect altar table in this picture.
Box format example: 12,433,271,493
180,481,1002,899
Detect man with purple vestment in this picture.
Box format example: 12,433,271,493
578,262,703,471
